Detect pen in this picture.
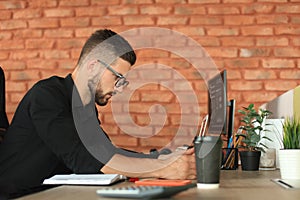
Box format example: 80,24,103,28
198,114,209,137
227,136,233,148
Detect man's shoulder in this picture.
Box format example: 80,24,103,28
30,75,71,98
36,75,65,87
33,75,71,90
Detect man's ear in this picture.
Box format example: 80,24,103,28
86,59,104,81
86,60,98,75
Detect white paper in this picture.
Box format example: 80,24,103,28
272,179,300,189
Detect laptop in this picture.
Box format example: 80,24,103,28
272,179,300,189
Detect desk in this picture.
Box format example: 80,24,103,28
18,170,300,200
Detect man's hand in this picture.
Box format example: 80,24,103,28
102,148,196,180
157,147,196,180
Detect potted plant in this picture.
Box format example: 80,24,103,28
237,103,272,171
278,117,300,179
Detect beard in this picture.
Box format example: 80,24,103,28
88,79,114,106
95,88,115,106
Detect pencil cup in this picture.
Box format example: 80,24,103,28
194,135,222,189
221,148,238,170
259,148,276,170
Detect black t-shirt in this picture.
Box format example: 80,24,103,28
0,74,157,198
0,74,105,197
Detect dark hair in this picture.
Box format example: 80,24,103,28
77,29,136,66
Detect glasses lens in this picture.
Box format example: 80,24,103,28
116,78,129,88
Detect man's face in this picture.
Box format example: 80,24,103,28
94,58,131,106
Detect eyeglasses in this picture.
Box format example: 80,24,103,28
97,60,129,88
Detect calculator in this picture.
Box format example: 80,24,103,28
96,183,196,199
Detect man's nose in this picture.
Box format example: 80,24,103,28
114,86,124,94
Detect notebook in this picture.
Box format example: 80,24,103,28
43,174,126,186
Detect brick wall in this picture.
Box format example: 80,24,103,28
0,0,299,152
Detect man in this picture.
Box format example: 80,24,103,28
0,29,196,198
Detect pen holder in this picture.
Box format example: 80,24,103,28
221,148,238,170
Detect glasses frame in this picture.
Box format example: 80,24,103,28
97,60,129,88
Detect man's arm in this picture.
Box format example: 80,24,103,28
30,84,105,173
101,148,196,180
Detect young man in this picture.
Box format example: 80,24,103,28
0,29,196,198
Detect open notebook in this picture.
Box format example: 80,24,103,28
43,174,126,186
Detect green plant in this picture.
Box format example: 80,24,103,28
282,117,300,149
237,103,272,152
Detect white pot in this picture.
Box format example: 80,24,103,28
278,149,300,179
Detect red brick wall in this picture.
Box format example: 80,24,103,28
0,0,300,152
